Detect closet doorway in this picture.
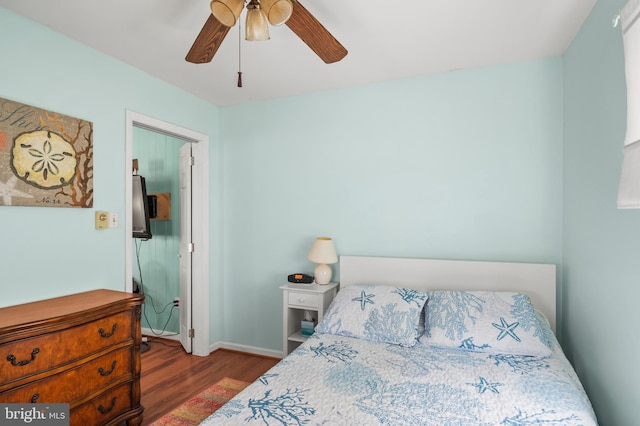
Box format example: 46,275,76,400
125,111,210,356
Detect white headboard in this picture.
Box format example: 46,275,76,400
339,256,557,332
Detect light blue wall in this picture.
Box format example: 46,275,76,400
563,0,639,424
0,7,221,322
220,59,564,351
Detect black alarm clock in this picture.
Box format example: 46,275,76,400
288,273,314,284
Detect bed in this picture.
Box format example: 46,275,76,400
201,256,597,425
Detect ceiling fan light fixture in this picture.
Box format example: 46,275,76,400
260,0,293,26
245,0,270,41
210,0,244,27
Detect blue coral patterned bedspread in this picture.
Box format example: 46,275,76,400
200,334,597,425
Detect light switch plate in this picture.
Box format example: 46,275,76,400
109,212,118,228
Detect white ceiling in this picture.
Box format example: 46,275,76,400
0,0,596,106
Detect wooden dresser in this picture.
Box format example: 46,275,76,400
0,289,145,426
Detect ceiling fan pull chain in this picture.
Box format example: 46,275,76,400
237,21,243,88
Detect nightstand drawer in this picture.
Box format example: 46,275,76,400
288,292,320,308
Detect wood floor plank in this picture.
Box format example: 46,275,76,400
139,338,280,424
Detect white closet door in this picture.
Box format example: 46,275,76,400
179,142,193,353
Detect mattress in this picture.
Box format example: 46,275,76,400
201,333,596,425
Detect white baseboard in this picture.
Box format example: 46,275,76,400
211,341,283,359
141,329,283,359
141,327,180,341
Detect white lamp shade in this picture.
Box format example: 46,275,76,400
307,237,338,264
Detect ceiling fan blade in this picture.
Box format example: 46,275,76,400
185,14,231,64
285,2,347,64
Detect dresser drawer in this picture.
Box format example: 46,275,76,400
288,291,320,309
0,345,133,403
70,381,135,426
1,311,133,384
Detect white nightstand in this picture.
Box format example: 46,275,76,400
280,282,339,355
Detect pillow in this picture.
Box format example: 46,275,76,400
315,284,428,347
423,291,554,357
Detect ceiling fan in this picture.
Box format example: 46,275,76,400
185,0,348,65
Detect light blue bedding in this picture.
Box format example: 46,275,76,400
201,333,597,425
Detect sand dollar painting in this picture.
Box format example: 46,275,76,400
12,130,78,189
0,97,93,207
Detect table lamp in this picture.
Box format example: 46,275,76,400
307,237,338,285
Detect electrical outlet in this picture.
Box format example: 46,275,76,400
173,297,180,308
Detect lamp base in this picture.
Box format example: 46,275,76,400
314,263,332,285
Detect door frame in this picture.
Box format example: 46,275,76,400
124,110,210,356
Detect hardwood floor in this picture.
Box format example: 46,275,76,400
139,337,280,425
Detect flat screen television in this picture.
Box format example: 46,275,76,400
132,175,152,239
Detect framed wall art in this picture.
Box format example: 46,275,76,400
0,97,93,208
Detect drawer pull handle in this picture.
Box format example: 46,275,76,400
98,361,117,376
98,397,117,415
31,393,39,403
98,324,118,338
6,348,40,366
298,298,305,303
